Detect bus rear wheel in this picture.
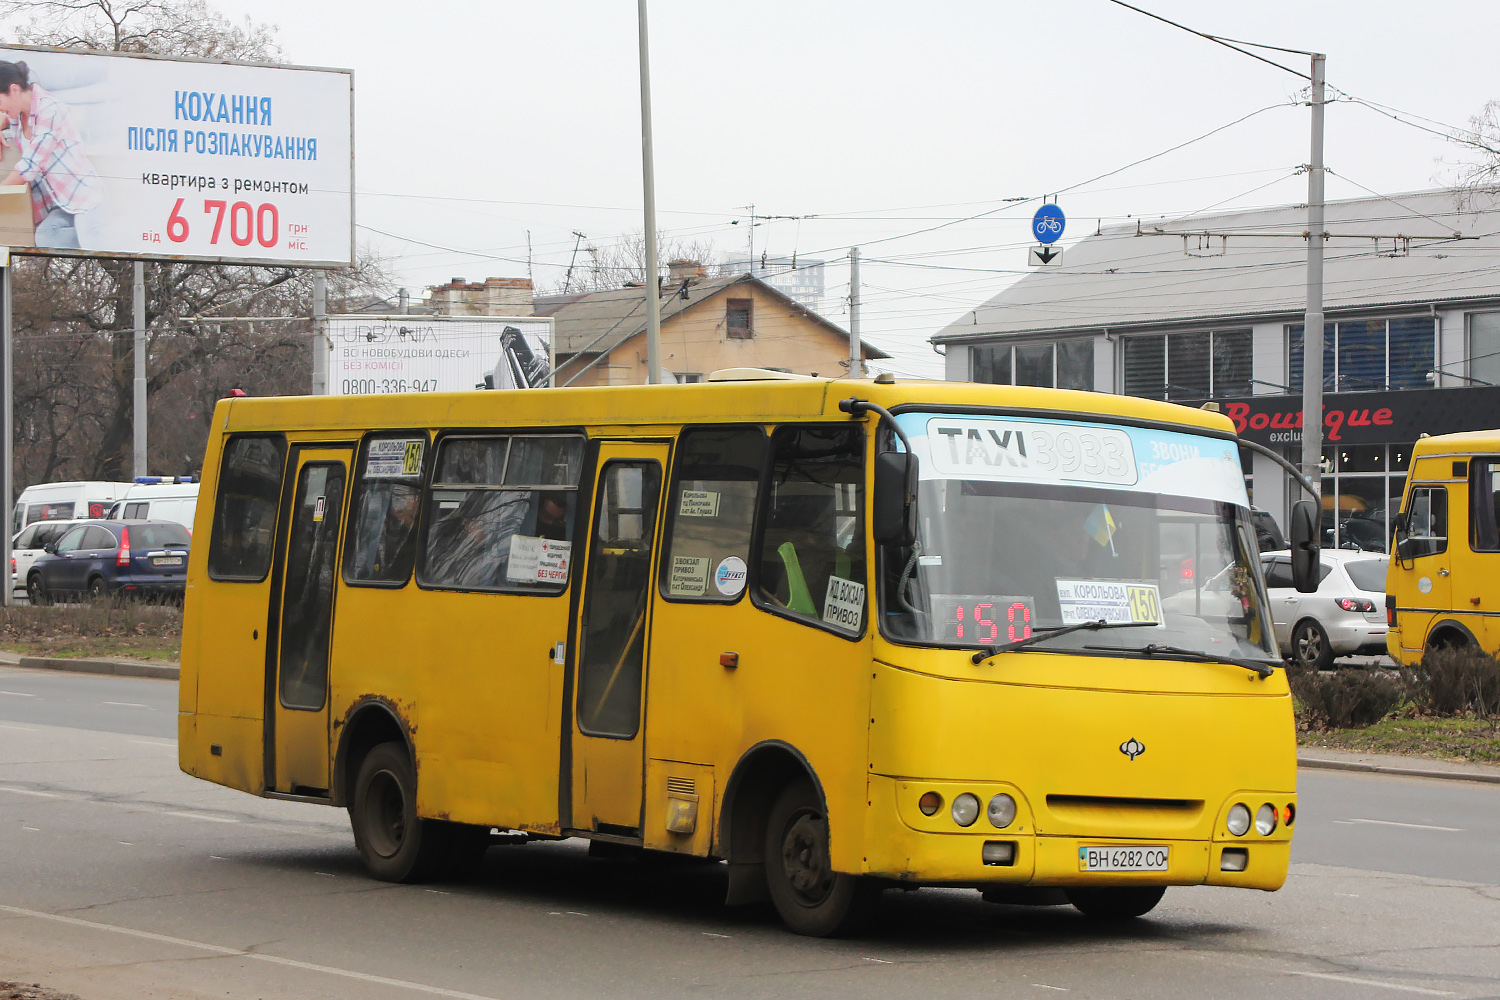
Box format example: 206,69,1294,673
349,741,448,883
764,782,880,937
1065,885,1166,919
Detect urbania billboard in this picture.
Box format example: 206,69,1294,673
0,45,351,266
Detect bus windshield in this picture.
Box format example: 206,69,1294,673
881,412,1276,661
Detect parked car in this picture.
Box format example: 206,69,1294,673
11,518,97,601
1260,549,1389,669
11,480,133,534
105,476,199,529
27,519,191,604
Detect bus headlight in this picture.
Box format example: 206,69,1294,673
987,793,1016,828
1255,803,1278,835
1226,803,1251,836
951,793,980,827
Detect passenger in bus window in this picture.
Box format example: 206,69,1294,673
534,491,569,541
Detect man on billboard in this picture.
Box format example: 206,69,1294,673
0,59,107,250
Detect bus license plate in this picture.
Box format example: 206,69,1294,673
1078,846,1169,872
152,556,182,567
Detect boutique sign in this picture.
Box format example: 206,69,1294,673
1203,386,1500,445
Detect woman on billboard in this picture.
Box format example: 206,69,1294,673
0,60,106,250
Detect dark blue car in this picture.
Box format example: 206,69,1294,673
27,519,191,603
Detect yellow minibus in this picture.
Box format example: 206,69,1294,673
180,372,1298,935
1388,430,1500,662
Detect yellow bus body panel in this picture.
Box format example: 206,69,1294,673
180,377,1293,894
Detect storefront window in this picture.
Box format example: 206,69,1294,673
1289,317,1434,391
1122,329,1250,400
972,340,1094,391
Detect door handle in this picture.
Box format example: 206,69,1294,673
1438,569,1450,576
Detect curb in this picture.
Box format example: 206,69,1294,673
14,656,179,681
1299,754,1500,785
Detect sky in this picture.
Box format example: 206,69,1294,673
55,0,1500,378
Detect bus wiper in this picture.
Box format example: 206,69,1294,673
970,620,1146,663
1082,643,1276,678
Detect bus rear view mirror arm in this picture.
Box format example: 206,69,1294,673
840,397,918,547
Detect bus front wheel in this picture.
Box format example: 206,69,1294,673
1065,885,1166,919
764,782,880,937
349,741,448,883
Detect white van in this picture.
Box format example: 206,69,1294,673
105,477,199,529
11,481,133,534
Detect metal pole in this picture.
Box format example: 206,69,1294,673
848,247,862,378
1298,53,1326,501
1,251,11,607
637,0,662,384
311,272,328,395
132,261,146,478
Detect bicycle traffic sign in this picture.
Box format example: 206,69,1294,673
1032,204,1066,244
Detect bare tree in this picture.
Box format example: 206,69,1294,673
1444,101,1500,201
0,1,388,485
546,229,720,294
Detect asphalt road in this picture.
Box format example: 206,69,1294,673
2,665,1499,1000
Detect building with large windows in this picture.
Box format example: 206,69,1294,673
932,187,1500,548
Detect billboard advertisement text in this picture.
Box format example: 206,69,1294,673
328,316,552,396
0,46,351,266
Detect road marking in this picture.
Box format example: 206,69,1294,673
165,811,237,824
1290,972,1455,995
0,786,56,797
22,827,39,831
129,739,174,748
1032,986,1069,992
0,904,507,1000
1341,818,1463,832
702,932,731,939
0,690,37,696
103,701,151,709
0,723,36,731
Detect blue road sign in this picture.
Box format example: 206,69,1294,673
1033,204,1066,244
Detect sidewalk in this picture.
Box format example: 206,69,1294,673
0,650,178,680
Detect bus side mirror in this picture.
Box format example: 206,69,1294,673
1289,499,1320,593
873,451,918,547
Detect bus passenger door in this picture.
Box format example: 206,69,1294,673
268,447,351,796
569,444,667,836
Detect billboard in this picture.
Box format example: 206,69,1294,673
0,45,351,266
327,316,553,396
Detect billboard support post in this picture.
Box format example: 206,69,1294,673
312,272,327,395
1,250,10,607
132,262,146,478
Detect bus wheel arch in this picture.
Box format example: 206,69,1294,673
719,740,823,905
334,698,413,808
1426,620,1477,652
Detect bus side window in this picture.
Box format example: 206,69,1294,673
343,434,428,587
659,426,766,602
207,435,287,582
1403,486,1448,558
419,434,583,593
754,424,867,634
1471,460,1500,552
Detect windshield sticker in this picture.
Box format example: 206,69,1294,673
900,413,1248,507
678,490,721,517
506,535,571,585
714,555,748,596
822,576,865,630
1056,579,1163,627
366,438,425,478
668,555,711,596
933,594,1035,644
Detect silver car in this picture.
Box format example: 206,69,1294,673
1260,549,1389,669
11,518,94,601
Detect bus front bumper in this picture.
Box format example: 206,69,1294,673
863,777,1290,892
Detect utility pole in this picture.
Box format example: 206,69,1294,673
1298,52,1327,498
1,250,11,606
132,262,146,478
636,0,662,384
848,247,862,378
311,272,328,395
